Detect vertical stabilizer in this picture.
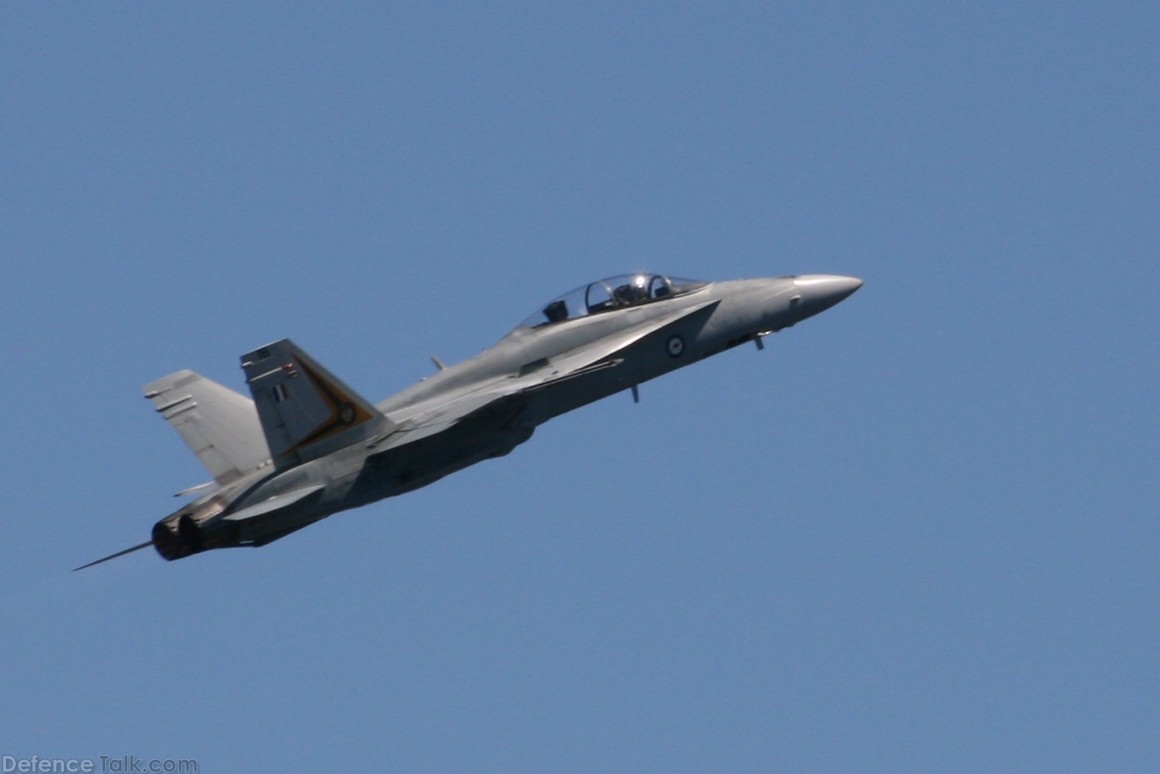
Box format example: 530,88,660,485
240,339,392,469
144,370,271,485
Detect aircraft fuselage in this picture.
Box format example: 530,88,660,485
87,274,861,567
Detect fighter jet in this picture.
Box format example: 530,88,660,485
76,272,861,569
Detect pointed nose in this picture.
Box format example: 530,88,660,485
791,274,863,317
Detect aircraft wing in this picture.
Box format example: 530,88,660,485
373,298,720,451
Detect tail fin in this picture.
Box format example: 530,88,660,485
144,370,272,486
240,339,393,469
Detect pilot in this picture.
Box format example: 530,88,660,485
613,275,650,305
544,299,568,323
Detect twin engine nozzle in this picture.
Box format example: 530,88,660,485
152,497,236,561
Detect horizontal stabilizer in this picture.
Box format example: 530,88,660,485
144,370,271,486
241,339,393,469
224,485,325,523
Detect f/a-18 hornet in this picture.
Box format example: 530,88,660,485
76,272,861,569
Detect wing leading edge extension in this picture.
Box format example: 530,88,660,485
378,298,720,449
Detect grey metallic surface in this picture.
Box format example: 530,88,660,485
77,272,861,568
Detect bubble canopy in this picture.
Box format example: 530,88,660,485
519,274,708,329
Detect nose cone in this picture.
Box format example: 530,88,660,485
792,274,863,317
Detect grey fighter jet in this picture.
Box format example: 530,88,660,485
76,272,861,569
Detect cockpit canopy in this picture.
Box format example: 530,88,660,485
519,274,708,329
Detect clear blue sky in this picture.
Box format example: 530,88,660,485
2,3,1157,772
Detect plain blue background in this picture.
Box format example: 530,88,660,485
2,3,1156,771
